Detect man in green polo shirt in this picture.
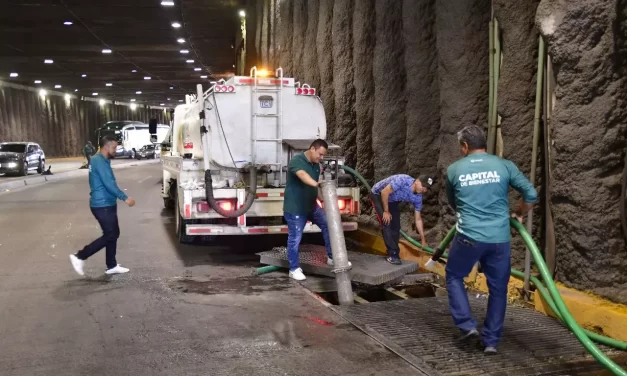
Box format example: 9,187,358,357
283,139,348,281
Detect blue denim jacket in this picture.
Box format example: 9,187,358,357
89,153,128,208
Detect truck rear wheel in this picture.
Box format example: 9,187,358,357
174,193,193,244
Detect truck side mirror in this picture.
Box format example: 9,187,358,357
149,118,157,134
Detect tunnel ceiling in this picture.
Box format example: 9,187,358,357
0,0,244,108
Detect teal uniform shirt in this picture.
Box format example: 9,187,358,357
445,152,537,243
283,153,320,215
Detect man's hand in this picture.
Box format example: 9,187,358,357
511,212,523,223
382,211,392,225
125,197,136,207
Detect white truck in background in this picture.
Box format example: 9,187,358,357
159,67,361,242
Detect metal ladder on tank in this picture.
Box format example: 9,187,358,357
250,66,284,185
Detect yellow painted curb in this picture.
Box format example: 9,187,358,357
347,227,627,342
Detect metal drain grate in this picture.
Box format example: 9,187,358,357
257,245,418,285
332,296,626,376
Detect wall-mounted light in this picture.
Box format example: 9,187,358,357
172,22,181,28
39,89,47,98
55,85,62,88
64,94,71,101
64,21,73,26
99,99,105,106
180,49,189,54
239,10,246,17
34,80,42,84
9,73,18,78
102,49,112,54
130,103,137,110
44,59,53,64
177,38,185,43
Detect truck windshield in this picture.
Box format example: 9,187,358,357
0,144,27,153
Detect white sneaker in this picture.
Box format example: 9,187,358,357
327,258,352,267
289,268,306,281
69,254,85,276
105,265,130,275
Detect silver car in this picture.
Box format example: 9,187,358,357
0,142,46,176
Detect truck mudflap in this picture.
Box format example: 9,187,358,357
186,221,358,235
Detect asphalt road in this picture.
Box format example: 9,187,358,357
0,157,141,183
0,163,418,376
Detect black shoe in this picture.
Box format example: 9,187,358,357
386,257,402,265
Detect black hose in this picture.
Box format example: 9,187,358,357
205,168,257,218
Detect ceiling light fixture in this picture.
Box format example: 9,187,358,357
200,75,207,78
130,99,136,102
81,74,87,78
144,76,151,80
160,103,165,106
239,10,246,17
34,80,42,84
74,89,78,92
55,85,62,88
177,38,185,43
102,49,112,54
44,59,53,64
194,68,201,71
136,91,142,94
99,99,105,106
172,22,181,28
186,59,194,63
64,21,73,26
132,69,137,73
180,49,189,54
9,73,18,77
179,100,183,102
39,89,47,97
161,0,174,5
64,94,71,101
92,92,98,96
106,83,112,86
170,86,174,89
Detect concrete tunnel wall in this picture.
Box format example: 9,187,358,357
246,0,627,304
0,81,170,158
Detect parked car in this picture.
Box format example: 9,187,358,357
135,144,160,160
0,142,46,176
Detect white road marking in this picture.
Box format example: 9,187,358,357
137,175,153,184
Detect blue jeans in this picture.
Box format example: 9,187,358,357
76,205,120,270
445,233,511,347
370,194,400,259
284,205,333,272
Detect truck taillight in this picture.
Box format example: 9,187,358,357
296,87,316,96
215,85,235,93
196,200,235,213
338,199,346,210
184,142,193,149
317,198,350,213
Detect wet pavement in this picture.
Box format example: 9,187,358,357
0,157,139,183
0,163,420,376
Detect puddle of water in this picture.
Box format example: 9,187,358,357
169,276,292,296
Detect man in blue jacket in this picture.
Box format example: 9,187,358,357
445,125,537,354
70,136,136,276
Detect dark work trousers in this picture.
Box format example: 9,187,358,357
76,205,120,269
370,193,401,259
445,233,511,347
85,154,92,167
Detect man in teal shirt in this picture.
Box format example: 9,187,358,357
70,136,136,277
445,125,537,354
283,139,350,281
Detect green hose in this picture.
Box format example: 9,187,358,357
340,165,627,361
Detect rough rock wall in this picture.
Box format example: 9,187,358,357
0,83,167,158
536,0,627,303
494,0,543,266
252,0,627,303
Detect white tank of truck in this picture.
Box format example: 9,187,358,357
161,67,360,242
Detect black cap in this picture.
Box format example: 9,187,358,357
418,175,434,188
